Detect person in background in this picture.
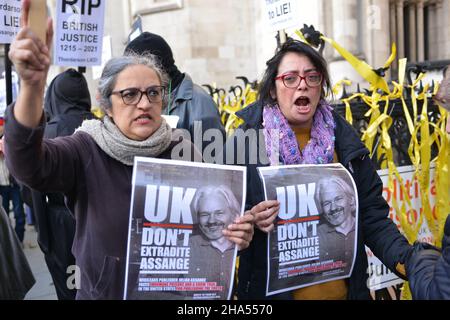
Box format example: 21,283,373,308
225,38,414,300
5,0,253,299
433,65,450,133
124,32,226,153
0,200,35,299
405,65,450,299
22,68,95,300
0,118,25,244
23,204,35,226
406,216,450,299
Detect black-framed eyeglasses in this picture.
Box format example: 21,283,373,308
275,72,322,88
111,86,165,105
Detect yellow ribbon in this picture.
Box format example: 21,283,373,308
320,35,391,94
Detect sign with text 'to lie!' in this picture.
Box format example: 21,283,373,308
263,0,301,32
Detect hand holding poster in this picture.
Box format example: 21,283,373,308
54,0,105,66
124,157,246,300
258,163,358,296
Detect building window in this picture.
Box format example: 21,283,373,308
131,0,183,16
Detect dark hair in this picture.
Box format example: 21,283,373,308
258,38,331,104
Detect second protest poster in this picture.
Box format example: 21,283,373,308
124,157,246,300
258,163,358,296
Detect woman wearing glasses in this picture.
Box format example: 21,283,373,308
227,38,413,300
4,1,253,300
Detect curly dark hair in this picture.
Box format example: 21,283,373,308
258,37,332,104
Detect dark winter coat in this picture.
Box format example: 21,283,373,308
226,101,412,300
169,74,225,152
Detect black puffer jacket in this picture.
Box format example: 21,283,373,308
407,215,450,299
226,101,412,300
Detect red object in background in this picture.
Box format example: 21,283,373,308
0,118,4,126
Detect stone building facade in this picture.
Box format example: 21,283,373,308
114,0,450,91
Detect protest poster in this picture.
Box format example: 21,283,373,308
124,157,246,300
0,0,21,44
366,164,436,291
263,0,301,32
54,0,105,66
127,15,142,44
0,70,19,115
258,163,358,296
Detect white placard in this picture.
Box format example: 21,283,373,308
124,157,246,300
366,164,436,291
54,0,106,67
258,163,358,296
0,70,19,115
0,0,21,44
92,35,111,80
263,0,301,32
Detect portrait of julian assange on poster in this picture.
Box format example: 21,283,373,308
124,157,246,300
258,164,358,296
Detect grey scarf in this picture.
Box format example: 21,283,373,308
76,116,172,166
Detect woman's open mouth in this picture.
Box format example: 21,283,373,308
294,96,311,113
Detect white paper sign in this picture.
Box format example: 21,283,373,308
124,157,246,300
0,0,21,44
264,0,301,32
0,70,19,116
92,35,111,80
366,164,436,291
258,164,358,296
54,0,105,67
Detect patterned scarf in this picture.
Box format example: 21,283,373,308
76,116,172,166
262,100,336,165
